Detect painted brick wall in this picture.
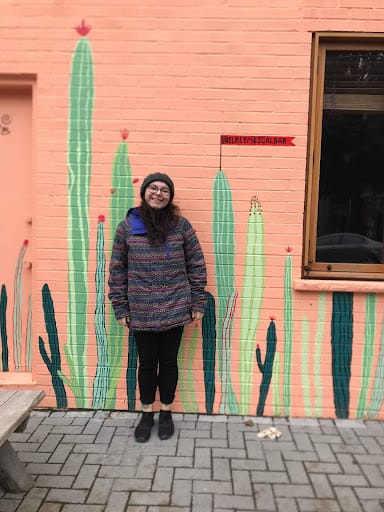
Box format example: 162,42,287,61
1,0,384,419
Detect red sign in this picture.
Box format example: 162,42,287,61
221,135,295,146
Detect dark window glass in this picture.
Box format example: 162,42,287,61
316,50,384,264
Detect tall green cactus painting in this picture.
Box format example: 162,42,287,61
331,292,353,418
239,197,265,415
39,284,68,409
64,19,94,407
106,129,135,408
212,170,238,414
92,215,110,409
283,246,293,416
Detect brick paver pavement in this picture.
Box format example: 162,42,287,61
1,410,384,511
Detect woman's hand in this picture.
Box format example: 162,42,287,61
191,311,204,321
117,316,130,327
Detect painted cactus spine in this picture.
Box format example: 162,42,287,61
283,247,293,416
202,291,216,414
0,284,8,371
256,318,277,416
331,292,353,419
39,284,68,409
367,314,384,418
126,330,138,411
239,196,264,415
66,22,94,407
212,170,238,413
356,293,376,419
107,132,134,408
13,240,28,370
92,216,110,409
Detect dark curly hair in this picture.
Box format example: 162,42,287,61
138,200,180,246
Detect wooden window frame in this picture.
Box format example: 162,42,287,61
303,32,384,281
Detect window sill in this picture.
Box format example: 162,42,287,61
293,279,384,293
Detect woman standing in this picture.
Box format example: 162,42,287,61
108,173,207,442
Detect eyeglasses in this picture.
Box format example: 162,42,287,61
148,184,170,196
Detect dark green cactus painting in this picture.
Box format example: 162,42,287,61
256,318,277,416
39,284,67,409
331,292,353,419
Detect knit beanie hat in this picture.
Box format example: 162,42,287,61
140,172,175,201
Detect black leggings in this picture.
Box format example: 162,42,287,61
134,326,184,405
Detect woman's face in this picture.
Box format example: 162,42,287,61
144,181,171,209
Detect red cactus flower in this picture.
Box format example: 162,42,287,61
75,19,91,37
132,178,139,184
98,214,105,223
23,240,29,246
121,129,129,140
110,188,116,194
286,246,292,253
256,344,260,350
270,315,275,321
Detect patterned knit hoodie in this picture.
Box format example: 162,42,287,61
108,208,207,332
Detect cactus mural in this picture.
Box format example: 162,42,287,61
178,326,199,411
126,331,138,411
0,284,8,371
367,314,384,418
13,240,28,371
283,247,293,416
92,215,110,409
331,292,353,419
212,170,238,414
301,316,311,416
256,318,277,416
39,284,68,409
356,293,376,419
202,291,216,414
107,130,135,408
313,292,326,417
65,20,94,407
239,196,265,415
25,294,32,372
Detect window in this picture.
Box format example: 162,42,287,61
303,33,384,280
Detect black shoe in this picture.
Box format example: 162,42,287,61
158,410,174,440
134,412,154,443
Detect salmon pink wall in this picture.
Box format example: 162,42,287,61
1,0,384,419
